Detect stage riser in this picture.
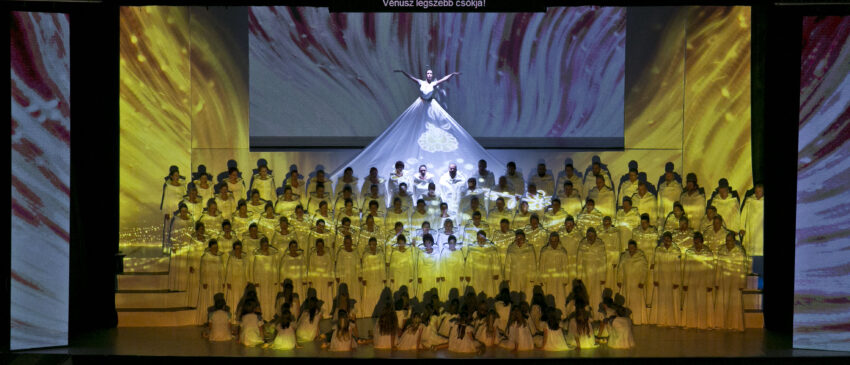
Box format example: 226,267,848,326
747,275,759,290
743,292,762,311
115,291,187,309
117,274,169,291
745,312,764,329
118,310,196,327
122,257,170,273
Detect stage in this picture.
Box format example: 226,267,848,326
10,320,850,362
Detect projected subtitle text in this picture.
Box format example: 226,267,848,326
382,0,488,10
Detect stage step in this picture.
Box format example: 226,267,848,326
117,307,197,327
742,289,763,310
744,310,764,328
122,256,170,273
117,272,169,291
115,290,188,309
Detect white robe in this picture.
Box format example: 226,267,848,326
386,172,411,202
615,208,641,252
185,234,208,308
657,181,682,222
529,173,556,198
538,245,570,312
631,225,659,254
279,252,308,300
576,238,607,318
631,191,658,226
215,194,237,220
558,190,584,218
465,243,500,297
416,247,441,298
648,243,682,326
617,250,649,325
438,172,467,215
196,250,226,325
226,178,246,202
360,248,386,317
505,243,537,301
439,246,467,298
597,225,621,287
681,246,716,329
334,176,360,199
504,173,526,196
167,216,194,291
251,175,277,202
334,248,362,317
307,250,334,315
411,173,435,200
251,248,280,320
470,169,496,191
715,244,747,331
388,247,416,294
618,179,640,206
162,182,186,215
224,253,250,320
557,227,583,280
741,196,764,256
680,190,706,229
555,173,584,200
543,208,569,231
607,317,636,349
588,185,617,218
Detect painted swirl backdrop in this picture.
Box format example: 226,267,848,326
248,7,625,141
794,16,850,352
11,11,71,350
118,6,751,274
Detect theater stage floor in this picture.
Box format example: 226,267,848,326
12,319,850,360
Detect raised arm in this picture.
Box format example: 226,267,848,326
394,70,421,84
433,72,460,87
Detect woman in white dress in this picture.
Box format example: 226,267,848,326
193,168,215,205
474,309,501,347
334,167,360,199
279,240,307,301
537,307,569,351
396,312,425,351
196,240,226,325
275,186,301,218
231,200,255,238
257,202,279,242
168,203,194,291
198,199,224,237
567,301,598,351
295,296,324,343
324,309,358,351
207,296,232,342
493,288,512,332
247,189,268,217
252,237,280,321
606,304,636,349
186,222,210,309
370,305,399,350
161,167,186,217
224,241,250,321
239,299,264,347
225,167,246,202
499,305,534,351
307,239,335,316
360,237,387,318
251,164,277,202
420,307,448,349
268,309,299,350
443,310,482,354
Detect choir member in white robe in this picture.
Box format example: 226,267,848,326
289,205,313,244
416,234,441,299
198,199,224,237
360,238,386,317
246,190,267,217
334,236,362,318
250,165,277,202
680,173,706,230
384,222,407,260
523,214,549,259
462,211,491,244
360,167,387,199
439,163,467,216
216,221,237,255
439,236,468,298
504,161,526,196
459,179,488,216
241,223,263,254
505,230,538,301
538,232,570,313
557,216,583,280
617,240,649,325
487,197,514,230
529,163,556,198
333,217,358,251
588,175,616,218
576,228,607,318
471,159,497,192
436,217,461,247
681,233,715,329
632,213,660,253
555,163,584,200
385,197,410,232
458,197,485,227
305,183,331,216
231,200,255,238
411,221,435,248
512,201,533,229
714,231,747,331
648,232,682,326
519,185,545,218
701,206,719,233
332,186,357,216
489,176,520,211
257,203,280,241
225,167,246,201
617,169,640,207
740,183,764,257
193,171,215,206
703,215,729,253
271,217,298,250
279,240,308,307
616,197,641,252
421,182,442,220
357,215,384,256
576,199,604,236
410,165,435,201
307,219,335,252
336,199,361,229
673,217,695,252
598,216,622,287
168,204,195,291
663,202,687,234
606,304,636,349
252,237,280,321
491,218,515,268
307,239,334,318
387,161,411,203
196,240,226,324
333,167,359,200
162,169,186,217
224,241,250,322
631,182,658,226
283,168,306,197
360,184,387,214
391,182,415,212
183,186,205,222
583,161,614,198
306,169,331,196
657,171,683,224
362,200,386,230
409,199,430,232
388,235,416,294
215,184,237,220
557,181,584,218
466,231,500,297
